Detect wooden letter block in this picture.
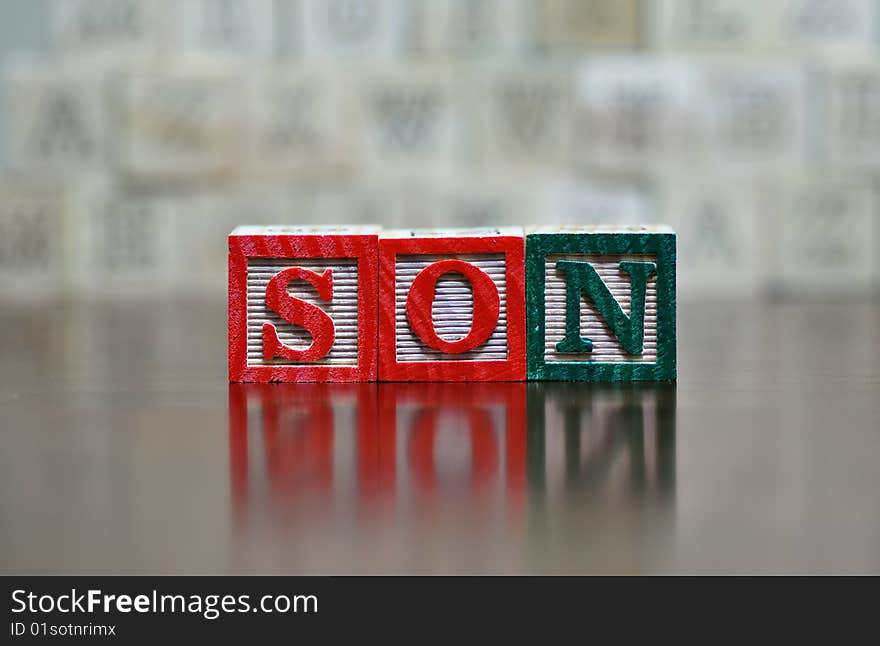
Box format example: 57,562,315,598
378,228,526,382
113,66,246,185
526,226,676,382
228,226,379,383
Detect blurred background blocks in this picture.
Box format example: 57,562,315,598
111,63,247,185
50,0,173,61
299,0,412,60
764,177,875,295
574,57,700,173
0,179,71,301
6,61,107,176
356,64,463,175
0,0,877,305
475,63,575,175
649,0,772,51
535,0,641,50
246,66,355,179
664,174,763,298
823,62,880,173
175,0,277,60
697,59,808,170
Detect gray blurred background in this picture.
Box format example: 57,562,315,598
0,0,877,302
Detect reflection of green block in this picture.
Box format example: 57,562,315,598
526,226,676,382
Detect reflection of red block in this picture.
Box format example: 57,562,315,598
228,383,379,513
376,383,526,506
378,228,526,381
228,226,379,382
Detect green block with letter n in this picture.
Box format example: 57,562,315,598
526,226,676,381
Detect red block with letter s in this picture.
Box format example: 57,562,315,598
379,227,526,381
229,226,379,382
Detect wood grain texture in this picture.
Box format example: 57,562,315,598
229,226,379,383
526,227,676,382
379,229,526,382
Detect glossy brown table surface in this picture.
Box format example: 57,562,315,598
1,298,878,574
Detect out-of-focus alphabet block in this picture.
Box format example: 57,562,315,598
247,66,355,179
535,0,641,49
112,64,247,185
824,63,880,173
6,63,106,175
476,64,575,174
356,64,464,174
764,179,875,294
70,180,176,298
649,0,770,51
770,0,879,57
536,177,658,228
698,60,807,169
0,180,70,301
300,0,411,59
663,174,763,297
413,0,529,56
51,0,172,59
574,57,699,173
175,0,276,59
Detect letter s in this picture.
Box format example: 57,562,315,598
11,590,25,613
262,267,335,363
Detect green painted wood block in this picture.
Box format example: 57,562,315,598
526,225,676,381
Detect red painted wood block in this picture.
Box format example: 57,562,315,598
378,227,526,381
229,225,379,382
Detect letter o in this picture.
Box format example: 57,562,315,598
405,259,500,354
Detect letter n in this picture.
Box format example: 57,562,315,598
554,260,657,356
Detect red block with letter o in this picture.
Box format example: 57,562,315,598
229,226,379,382
378,228,526,381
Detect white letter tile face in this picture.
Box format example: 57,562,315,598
543,253,659,365
246,257,360,367
394,252,509,363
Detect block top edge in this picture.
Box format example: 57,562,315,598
381,226,524,239
526,224,675,235
230,225,381,236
